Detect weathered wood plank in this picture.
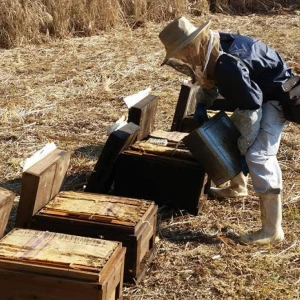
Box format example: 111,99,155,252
171,83,199,131
85,122,140,193
131,141,195,161
0,269,101,300
15,149,70,228
0,188,15,238
149,130,188,142
128,94,159,141
0,229,118,272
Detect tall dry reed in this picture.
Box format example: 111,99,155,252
43,0,122,37
0,0,298,49
0,0,45,48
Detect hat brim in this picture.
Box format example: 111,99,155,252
161,20,211,66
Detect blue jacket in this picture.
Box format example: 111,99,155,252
215,33,293,110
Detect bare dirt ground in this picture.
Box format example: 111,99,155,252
0,13,299,299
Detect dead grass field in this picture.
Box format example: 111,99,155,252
0,12,300,299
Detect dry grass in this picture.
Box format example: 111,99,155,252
0,0,299,48
0,12,300,299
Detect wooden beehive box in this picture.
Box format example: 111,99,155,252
15,147,157,283
30,192,157,284
0,187,15,238
113,130,209,216
0,228,125,300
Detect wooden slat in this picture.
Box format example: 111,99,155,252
128,94,159,141
85,122,140,193
139,218,155,264
0,188,15,238
171,83,199,132
100,247,125,300
15,149,70,228
0,268,101,300
131,141,195,161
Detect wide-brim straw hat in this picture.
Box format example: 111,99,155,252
159,17,211,66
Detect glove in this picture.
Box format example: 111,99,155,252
193,103,209,126
240,155,249,176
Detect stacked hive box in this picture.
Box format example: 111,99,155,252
0,228,125,300
31,191,157,283
15,148,158,284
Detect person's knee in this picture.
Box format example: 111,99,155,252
245,150,261,165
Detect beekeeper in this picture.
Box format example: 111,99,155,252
159,16,294,245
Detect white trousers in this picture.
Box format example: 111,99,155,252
246,101,286,194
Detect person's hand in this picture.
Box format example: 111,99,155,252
193,103,209,126
240,155,249,176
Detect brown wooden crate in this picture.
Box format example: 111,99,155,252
0,187,15,238
128,95,159,141
114,139,209,215
15,149,70,229
39,191,154,234
0,228,125,300
31,192,158,284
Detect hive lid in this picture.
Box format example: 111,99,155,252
0,228,119,278
40,191,154,230
149,130,188,143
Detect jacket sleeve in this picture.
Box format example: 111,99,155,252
215,54,263,110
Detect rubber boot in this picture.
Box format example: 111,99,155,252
209,172,248,199
239,194,284,245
